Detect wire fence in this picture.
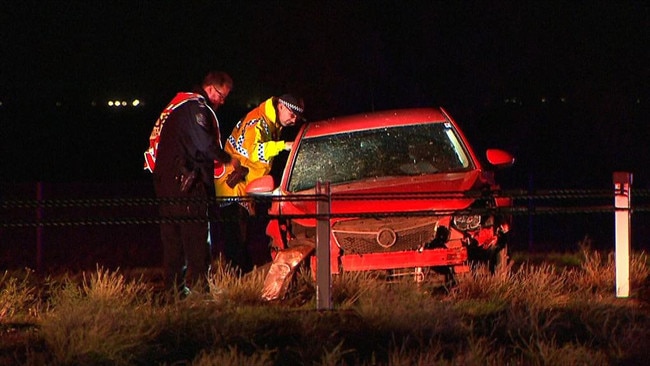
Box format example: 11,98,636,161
1,182,648,271
3,188,650,228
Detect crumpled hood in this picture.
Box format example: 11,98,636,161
279,170,485,216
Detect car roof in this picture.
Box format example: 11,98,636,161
302,107,450,138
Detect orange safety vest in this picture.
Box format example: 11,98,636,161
143,92,226,178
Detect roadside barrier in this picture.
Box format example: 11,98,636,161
1,182,647,222
1,173,647,300
4,188,650,227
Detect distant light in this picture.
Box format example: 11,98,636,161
637,98,641,104
56,101,62,107
560,97,566,103
107,98,143,108
541,97,547,103
0,101,3,107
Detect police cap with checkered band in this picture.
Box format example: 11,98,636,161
278,94,305,122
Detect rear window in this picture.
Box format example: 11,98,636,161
288,122,473,192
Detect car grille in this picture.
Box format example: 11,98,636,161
332,216,439,254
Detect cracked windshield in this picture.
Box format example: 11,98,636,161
288,122,472,192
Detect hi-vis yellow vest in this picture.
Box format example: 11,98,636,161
215,98,287,198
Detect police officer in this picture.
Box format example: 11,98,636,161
215,94,305,273
147,71,237,296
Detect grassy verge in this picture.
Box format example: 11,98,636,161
1,247,648,365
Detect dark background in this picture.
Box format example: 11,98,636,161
1,2,648,269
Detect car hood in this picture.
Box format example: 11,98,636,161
280,170,485,215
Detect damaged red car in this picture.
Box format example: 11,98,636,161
247,107,514,300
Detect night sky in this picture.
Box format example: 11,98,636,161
1,1,648,188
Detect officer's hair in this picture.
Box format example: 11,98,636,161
203,71,233,89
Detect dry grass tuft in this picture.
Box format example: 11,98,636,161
0,247,648,365
39,267,158,365
0,269,41,323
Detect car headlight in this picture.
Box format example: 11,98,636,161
452,215,481,231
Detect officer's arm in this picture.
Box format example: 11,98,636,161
188,106,232,164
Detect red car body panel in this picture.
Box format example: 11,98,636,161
261,107,512,277
311,247,468,273
279,172,478,213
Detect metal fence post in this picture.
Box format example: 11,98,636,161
36,181,44,272
315,181,332,310
613,172,632,298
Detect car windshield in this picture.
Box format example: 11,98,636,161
288,122,473,192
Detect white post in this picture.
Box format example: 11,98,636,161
315,181,332,310
613,172,632,298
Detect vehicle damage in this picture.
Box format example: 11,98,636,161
248,108,514,301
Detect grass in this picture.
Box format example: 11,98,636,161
1,246,649,365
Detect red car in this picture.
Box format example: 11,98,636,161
247,107,514,300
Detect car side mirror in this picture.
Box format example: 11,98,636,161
486,149,515,168
245,175,276,195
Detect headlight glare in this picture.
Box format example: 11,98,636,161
453,215,481,231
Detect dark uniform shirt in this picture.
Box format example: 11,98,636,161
153,92,230,201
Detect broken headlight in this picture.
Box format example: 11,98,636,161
452,214,481,232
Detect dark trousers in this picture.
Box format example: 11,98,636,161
154,174,211,293
217,202,272,274
160,220,211,292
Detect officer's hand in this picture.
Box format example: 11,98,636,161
226,165,249,188
284,141,294,151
